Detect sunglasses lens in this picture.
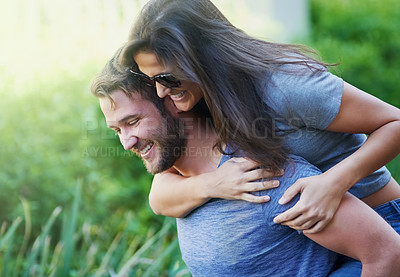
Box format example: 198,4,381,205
130,70,181,89
156,74,181,88
139,76,156,87
130,70,156,87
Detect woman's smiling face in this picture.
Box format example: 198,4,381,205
133,51,203,112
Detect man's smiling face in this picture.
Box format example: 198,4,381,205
99,89,186,174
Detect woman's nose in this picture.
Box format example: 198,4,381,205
155,82,171,98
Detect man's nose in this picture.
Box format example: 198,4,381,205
120,132,138,151
155,82,171,98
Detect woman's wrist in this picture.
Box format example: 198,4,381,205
197,170,219,200
321,168,355,197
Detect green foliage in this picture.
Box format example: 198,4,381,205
0,187,188,276
309,0,400,106
0,54,186,274
309,0,400,178
0,65,152,224
0,57,187,274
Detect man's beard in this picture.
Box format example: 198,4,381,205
135,113,187,174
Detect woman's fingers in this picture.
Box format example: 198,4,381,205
212,157,284,201
240,193,271,203
281,216,331,234
227,158,284,175
280,216,319,230
243,168,283,183
273,200,334,233
244,179,280,191
227,157,259,171
303,220,330,234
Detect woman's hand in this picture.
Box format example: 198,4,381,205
274,81,400,233
207,157,283,203
149,157,283,218
273,173,346,234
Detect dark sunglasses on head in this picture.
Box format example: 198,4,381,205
129,69,182,89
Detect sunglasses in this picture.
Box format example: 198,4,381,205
129,69,182,89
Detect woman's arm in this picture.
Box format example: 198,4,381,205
274,81,400,233
149,168,210,217
149,157,282,217
307,192,400,276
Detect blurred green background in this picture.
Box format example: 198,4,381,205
0,0,399,276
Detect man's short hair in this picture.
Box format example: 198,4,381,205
91,46,165,112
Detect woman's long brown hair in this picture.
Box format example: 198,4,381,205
120,0,332,172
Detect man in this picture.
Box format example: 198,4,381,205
91,52,400,276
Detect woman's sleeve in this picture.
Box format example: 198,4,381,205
264,66,344,130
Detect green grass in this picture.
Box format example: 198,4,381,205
0,184,190,276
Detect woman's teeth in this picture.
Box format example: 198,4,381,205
140,142,154,155
170,91,186,99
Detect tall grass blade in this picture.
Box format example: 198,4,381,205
48,242,64,277
0,215,23,277
95,232,122,277
117,236,141,272
23,206,62,277
0,217,22,250
59,181,81,277
38,236,51,277
78,243,98,276
142,238,180,277
13,198,32,277
1,220,19,277
116,220,173,277
23,237,40,277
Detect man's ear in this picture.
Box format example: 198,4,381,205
164,97,180,116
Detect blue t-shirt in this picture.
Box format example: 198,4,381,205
177,155,338,277
262,64,391,198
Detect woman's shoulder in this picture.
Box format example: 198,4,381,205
260,62,344,122
264,61,341,95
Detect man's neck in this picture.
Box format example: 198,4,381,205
173,113,222,177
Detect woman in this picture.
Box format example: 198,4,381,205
120,0,400,234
